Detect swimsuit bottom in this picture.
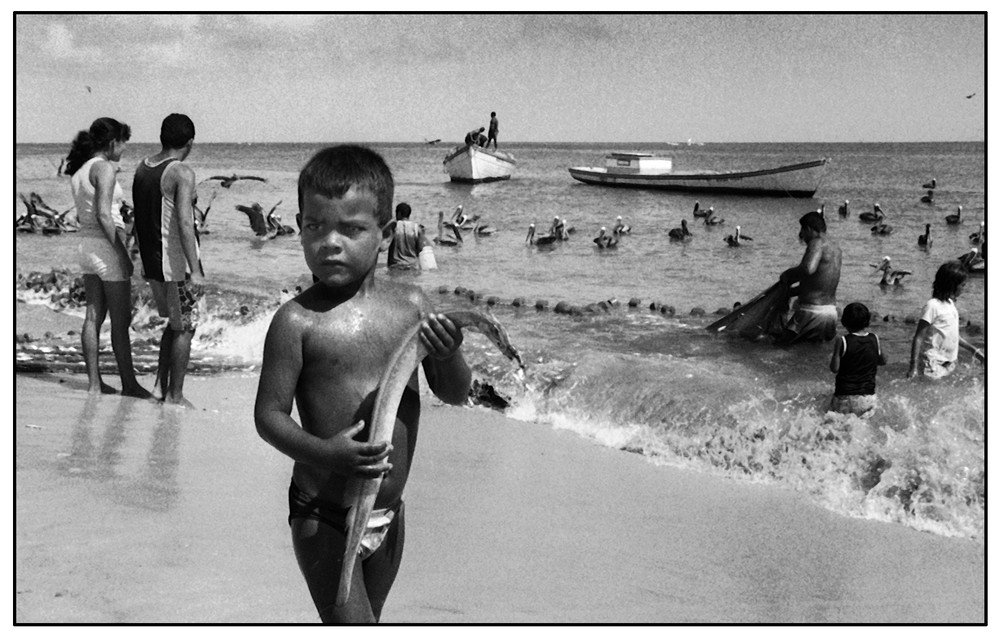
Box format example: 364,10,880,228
830,393,878,417
288,479,401,559
918,353,956,380
786,303,838,342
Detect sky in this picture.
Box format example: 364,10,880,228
12,12,987,144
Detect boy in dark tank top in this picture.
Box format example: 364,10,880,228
829,302,887,418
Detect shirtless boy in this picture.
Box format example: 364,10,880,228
777,211,842,343
254,145,472,623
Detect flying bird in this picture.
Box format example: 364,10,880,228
85,85,91,93
205,174,267,188
966,93,976,99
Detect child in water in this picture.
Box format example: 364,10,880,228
254,145,472,623
907,260,985,378
829,302,887,417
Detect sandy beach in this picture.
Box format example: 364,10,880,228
14,302,985,624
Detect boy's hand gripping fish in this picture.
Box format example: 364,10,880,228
336,310,524,606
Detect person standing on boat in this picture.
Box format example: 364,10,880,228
775,211,842,344
465,127,486,147
486,112,499,150
387,202,428,270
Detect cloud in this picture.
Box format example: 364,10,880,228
44,22,104,62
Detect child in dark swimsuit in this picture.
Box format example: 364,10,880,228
829,302,887,418
254,145,472,623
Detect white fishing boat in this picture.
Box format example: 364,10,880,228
568,153,830,198
443,145,516,183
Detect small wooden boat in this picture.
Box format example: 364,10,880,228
568,153,829,198
443,145,516,183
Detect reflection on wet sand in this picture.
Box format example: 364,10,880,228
62,396,182,511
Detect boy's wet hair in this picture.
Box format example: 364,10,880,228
298,145,394,226
932,260,968,301
841,302,870,332
799,211,826,233
395,202,411,219
160,113,195,149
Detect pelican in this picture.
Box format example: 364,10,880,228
612,216,631,235
859,203,884,223
872,256,911,286
236,202,273,237
265,201,296,235
945,205,962,225
871,222,893,236
920,190,934,204
958,248,985,273
922,178,937,189
969,221,985,245
236,200,287,237
917,223,932,248
205,174,267,188
724,226,753,247
194,190,217,234
526,223,557,245
693,202,709,218
668,219,692,240
838,199,850,217
472,221,497,236
435,210,463,245
704,210,725,226
593,227,618,248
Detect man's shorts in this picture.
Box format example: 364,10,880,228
148,279,203,332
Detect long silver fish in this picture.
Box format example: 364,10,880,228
336,310,524,606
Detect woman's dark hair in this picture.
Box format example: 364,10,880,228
65,117,131,175
840,302,871,332
932,261,968,301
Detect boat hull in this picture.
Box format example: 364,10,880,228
444,145,516,183
568,158,829,198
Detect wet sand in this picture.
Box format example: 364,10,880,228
14,306,985,623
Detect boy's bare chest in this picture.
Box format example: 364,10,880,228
300,305,416,372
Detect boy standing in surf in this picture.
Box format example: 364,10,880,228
254,145,472,623
829,302,887,417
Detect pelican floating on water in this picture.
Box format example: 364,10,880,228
872,256,911,286
838,199,850,217
920,190,935,204
945,205,962,225
526,223,557,245
724,226,752,247
612,216,631,235
593,227,618,248
668,219,692,240
958,247,985,273
859,203,884,223
435,210,463,245
917,223,932,248
922,178,937,189
969,221,985,244
693,202,709,218
236,200,290,238
871,221,893,236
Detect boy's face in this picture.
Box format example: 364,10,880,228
299,186,391,289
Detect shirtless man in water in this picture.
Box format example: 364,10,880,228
776,211,842,344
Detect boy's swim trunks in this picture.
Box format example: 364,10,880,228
288,479,400,558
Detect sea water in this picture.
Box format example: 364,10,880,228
16,141,986,539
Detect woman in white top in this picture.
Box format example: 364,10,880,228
66,117,150,397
